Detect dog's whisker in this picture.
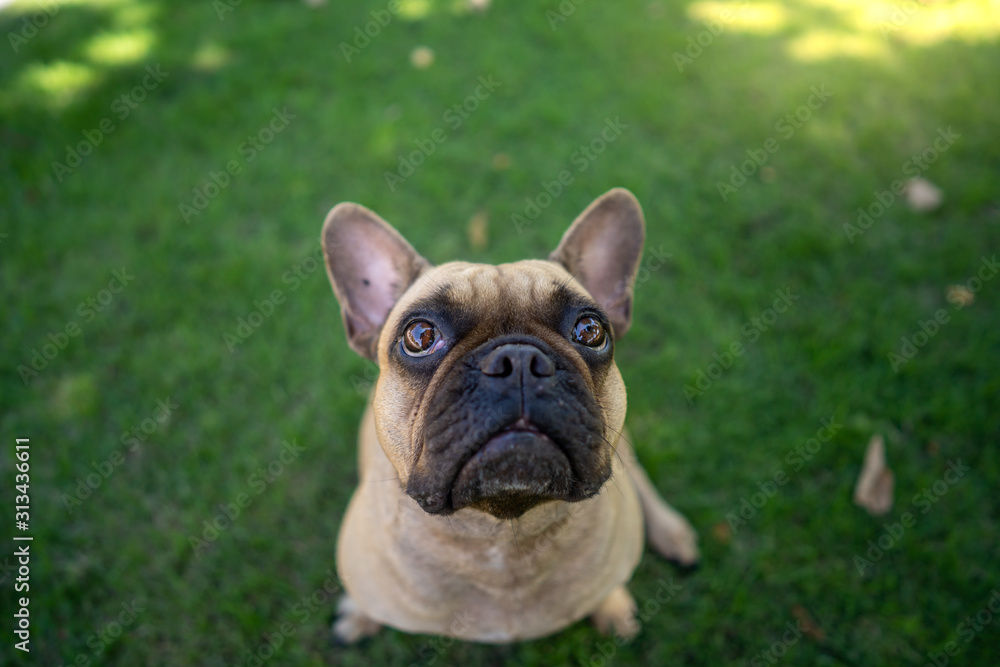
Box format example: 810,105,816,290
592,394,628,467
509,518,521,555
597,428,628,471
604,422,635,450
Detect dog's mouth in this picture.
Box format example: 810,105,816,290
497,417,544,436
406,334,613,519
449,419,575,519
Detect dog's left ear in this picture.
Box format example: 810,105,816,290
549,188,646,338
322,203,431,360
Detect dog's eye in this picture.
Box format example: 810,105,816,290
402,320,441,357
572,316,606,348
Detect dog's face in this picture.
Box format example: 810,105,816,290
322,189,645,520
374,260,627,520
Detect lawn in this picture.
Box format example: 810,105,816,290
2,0,999,665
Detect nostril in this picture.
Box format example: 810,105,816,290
529,351,555,377
480,344,555,379
481,350,514,377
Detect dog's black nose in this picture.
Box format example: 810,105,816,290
479,343,555,379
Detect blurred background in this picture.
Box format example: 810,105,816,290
2,0,999,664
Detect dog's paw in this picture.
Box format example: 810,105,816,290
331,594,382,646
645,503,700,567
591,585,640,640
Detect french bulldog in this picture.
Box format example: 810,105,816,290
321,188,698,644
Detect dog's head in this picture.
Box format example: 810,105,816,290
322,189,645,519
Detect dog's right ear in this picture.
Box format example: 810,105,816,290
322,203,430,360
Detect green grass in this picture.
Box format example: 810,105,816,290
2,0,999,664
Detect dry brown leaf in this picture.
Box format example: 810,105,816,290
410,46,434,69
467,210,488,251
946,284,974,307
905,177,943,212
791,605,826,642
712,521,732,544
492,153,511,170
853,434,895,515
383,104,402,122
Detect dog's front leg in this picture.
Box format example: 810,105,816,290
332,593,382,645
591,585,639,639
